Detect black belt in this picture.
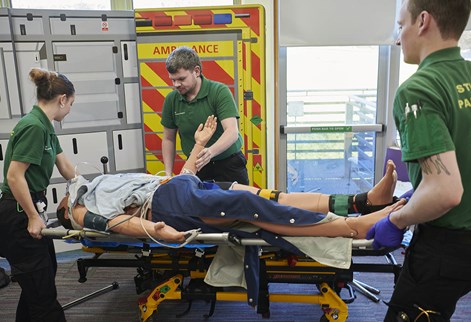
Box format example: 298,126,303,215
418,223,471,245
0,192,15,200
211,151,243,164
1,190,46,202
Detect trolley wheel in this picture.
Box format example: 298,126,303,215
137,307,157,322
320,314,330,322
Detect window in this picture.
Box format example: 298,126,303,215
11,0,110,10
459,30,471,60
133,0,232,9
285,46,380,194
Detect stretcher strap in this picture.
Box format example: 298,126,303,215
330,195,349,216
256,189,281,202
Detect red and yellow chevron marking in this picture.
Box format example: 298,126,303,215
136,5,266,187
135,6,261,35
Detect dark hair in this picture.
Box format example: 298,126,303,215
408,0,471,40
165,46,202,74
29,68,75,102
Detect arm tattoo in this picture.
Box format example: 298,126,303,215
419,155,451,176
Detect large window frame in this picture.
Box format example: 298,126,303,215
10,0,111,10
278,45,401,193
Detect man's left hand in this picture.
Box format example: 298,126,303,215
366,213,405,249
196,148,212,171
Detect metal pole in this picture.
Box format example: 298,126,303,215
62,282,119,310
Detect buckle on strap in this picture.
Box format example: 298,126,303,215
160,177,173,185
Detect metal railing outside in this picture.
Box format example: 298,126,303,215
286,88,377,194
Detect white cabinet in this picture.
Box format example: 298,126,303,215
50,17,134,36
113,129,144,171
121,41,138,78
124,83,141,124
0,14,9,37
53,41,121,129
1,9,143,186
45,182,67,213
0,46,11,119
52,132,109,179
15,42,47,114
11,16,44,36
0,42,41,117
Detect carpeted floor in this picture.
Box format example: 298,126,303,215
1,248,470,322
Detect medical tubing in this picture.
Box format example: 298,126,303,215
102,189,195,248
68,170,197,248
105,207,140,232
74,162,103,176
138,192,197,248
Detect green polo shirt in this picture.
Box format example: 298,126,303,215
393,47,471,229
161,74,243,160
1,105,63,194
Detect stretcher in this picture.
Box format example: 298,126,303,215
42,228,402,322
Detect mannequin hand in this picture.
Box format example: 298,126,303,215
194,115,217,146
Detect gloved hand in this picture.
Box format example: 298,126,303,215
399,188,414,201
366,213,405,249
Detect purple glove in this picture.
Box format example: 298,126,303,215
399,188,414,201
366,214,405,249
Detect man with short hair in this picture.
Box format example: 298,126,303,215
366,0,471,320
161,46,249,185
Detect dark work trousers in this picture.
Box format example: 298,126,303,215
196,150,249,185
0,198,66,322
384,224,471,322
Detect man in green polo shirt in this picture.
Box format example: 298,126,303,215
365,0,471,321
161,46,249,185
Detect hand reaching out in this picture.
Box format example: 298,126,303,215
180,115,217,175
194,115,217,146
366,200,407,249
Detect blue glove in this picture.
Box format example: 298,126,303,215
366,213,405,249
399,188,414,201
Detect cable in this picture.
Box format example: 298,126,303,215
138,192,200,248
74,162,104,177
104,189,200,248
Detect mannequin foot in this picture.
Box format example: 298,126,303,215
365,160,397,205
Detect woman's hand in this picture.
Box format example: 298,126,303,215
28,215,46,239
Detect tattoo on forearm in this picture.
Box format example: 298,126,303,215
419,155,451,176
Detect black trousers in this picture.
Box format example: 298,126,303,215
384,224,471,322
0,198,66,322
14,265,65,322
196,150,249,185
